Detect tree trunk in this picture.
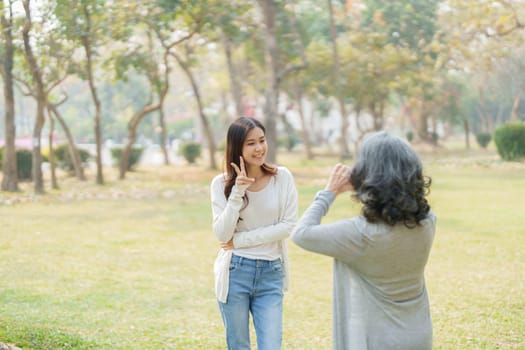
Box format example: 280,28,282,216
31,100,46,193
509,93,521,122
48,113,59,189
221,30,243,117
1,0,18,192
417,115,430,143
173,51,217,170
257,0,280,164
22,0,46,194
478,86,491,132
463,118,470,149
416,99,431,143
369,101,385,131
295,91,314,159
120,103,160,179
82,4,104,185
158,109,170,165
48,103,86,181
157,49,172,167
256,0,307,163
327,0,351,159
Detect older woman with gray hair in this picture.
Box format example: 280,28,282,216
291,131,436,350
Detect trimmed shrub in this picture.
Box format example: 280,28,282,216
0,147,33,180
16,149,33,180
278,135,298,151
53,144,91,173
406,131,414,143
493,122,525,161
110,146,144,170
431,131,439,144
179,142,201,164
475,132,492,149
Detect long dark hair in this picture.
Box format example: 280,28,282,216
350,131,431,228
223,117,276,200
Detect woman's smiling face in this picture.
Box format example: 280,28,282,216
242,127,267,168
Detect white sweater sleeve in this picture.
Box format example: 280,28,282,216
232,168,298,248
210,174,249,243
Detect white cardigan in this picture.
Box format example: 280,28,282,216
210,166,298,303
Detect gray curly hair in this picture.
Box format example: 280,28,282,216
350,131,431,228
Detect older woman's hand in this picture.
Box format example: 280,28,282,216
325,163,353,196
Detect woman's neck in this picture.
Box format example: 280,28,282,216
247,166,264,179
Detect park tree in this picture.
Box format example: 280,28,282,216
113,31,171,178
360,0,443,143
17,0,86,190
110,1,192,178
144,0,210,167
172,43,218,170
439,0,525,144
54,0,115,185
281,1,335,159
48,95,87,182
0,0,18,192
255,0,307,163
167,0,225,170
214,1,252,118
281,70,316,159
21,0,49,193
327,0,352,158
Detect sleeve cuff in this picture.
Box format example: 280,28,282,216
229,184,249,207
314,190,336,207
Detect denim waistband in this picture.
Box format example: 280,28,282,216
231,254,281,267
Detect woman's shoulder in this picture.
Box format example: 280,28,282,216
211,173,227,189
275,166,294,179
273,166,295,186
421,210,437,226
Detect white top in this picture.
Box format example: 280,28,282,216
210,166,298,303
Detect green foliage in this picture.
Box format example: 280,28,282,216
278,134,299,152
53,144,91,174
0,148,49,180
475,132,492,149
406,130,414,142
494,122,525,161
172,119,194,139
16,150,33,181
305,30,417,124
110,147,144,170
431,131,439,144
360,0,440,52
179,141,201,164
434,77,467,127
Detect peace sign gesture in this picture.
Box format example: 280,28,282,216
231,156,255,187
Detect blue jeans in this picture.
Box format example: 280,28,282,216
218,254,284,350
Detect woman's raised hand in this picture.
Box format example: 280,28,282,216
325,163,353,196
231,156,255,187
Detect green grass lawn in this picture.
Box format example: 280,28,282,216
0,149,524,349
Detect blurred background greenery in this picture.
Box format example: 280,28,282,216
1,0,525,193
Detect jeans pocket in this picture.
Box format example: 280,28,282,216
229,261,238,272
271,261,283,273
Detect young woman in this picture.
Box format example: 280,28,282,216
291,131,436,350
210,116,298,350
